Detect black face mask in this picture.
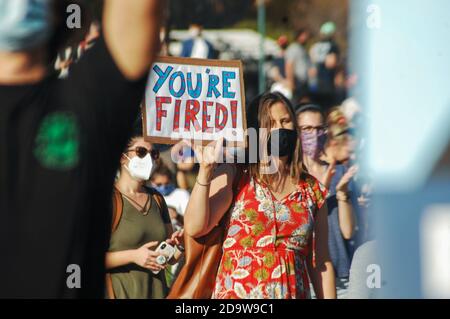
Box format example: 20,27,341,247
267,129,298,158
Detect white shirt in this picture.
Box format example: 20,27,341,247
191,37,209,59
164,188,190,216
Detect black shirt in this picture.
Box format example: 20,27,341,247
0,37,147,298
311,39,340,94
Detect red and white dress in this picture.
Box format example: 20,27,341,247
212,173,327,299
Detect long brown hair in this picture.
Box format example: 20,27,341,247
248,92,303,186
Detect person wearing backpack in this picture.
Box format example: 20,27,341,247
105,128,184,299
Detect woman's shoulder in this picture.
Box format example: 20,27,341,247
300,172,322,189
300,172,328,205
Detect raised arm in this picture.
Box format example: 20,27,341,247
103,0,163,80
183,141,236,238
336,165,358,239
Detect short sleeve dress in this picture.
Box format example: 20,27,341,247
212,173,327,299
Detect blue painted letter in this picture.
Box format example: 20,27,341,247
169,71,186,98
152,65,173,94
207,74,221,98
187,73,202,98
222,71,236,99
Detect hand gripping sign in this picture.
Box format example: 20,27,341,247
142,57,247,147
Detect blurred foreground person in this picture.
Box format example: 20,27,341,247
0,0,162,298
177,93,336,299
106,131,183,299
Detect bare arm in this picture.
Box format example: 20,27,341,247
336,165,358,239
106,241,163,272
105,250,136,270
337,199,355,240
307,204,337,299
184,163,235,238
103,0,163,80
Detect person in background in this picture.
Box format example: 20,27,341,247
285,28,311,104
107,130,183,299
149,164,190,218
0,0,162,298
167,205,183,232
184,92,336,299
297,104,357,298
180,23,216,59
309,22,340,111
170,141,197,191
269,35,292,100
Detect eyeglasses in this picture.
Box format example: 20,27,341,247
127,147,160,160
299,125,328,134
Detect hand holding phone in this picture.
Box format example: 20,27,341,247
151,241,175,274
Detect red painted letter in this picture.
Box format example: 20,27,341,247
184,100,201,132
156,96,171,131
231,100,238,129
173,99,181,132
215,102,229,132
202,101,214,133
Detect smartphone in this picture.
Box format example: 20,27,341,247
151,241,175,275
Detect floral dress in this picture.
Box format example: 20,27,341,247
212,173,327,299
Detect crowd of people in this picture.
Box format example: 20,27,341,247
0,0,372,299
268,22,348,112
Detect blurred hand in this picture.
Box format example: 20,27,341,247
357,194,371,208
336,165,359,192
166,229,184,247
320,160,336,189
187,137,224,171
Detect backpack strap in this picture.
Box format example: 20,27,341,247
107,187,124,300
144,186,170,222
111,187,123,232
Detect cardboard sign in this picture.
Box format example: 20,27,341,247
143,56,246,146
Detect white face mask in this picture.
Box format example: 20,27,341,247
124,153,154,182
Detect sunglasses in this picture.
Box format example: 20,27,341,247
127,147,160,160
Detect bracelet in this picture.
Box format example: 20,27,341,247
336,191,349,202
196,179,211,187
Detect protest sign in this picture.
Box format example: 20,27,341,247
143,56,246,146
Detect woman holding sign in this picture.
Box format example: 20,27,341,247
181,92,336,299
179,93,336,299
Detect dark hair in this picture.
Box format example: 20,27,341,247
124,117,144,150
151,164,173,182
248,92,303,185
295,103,326,122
